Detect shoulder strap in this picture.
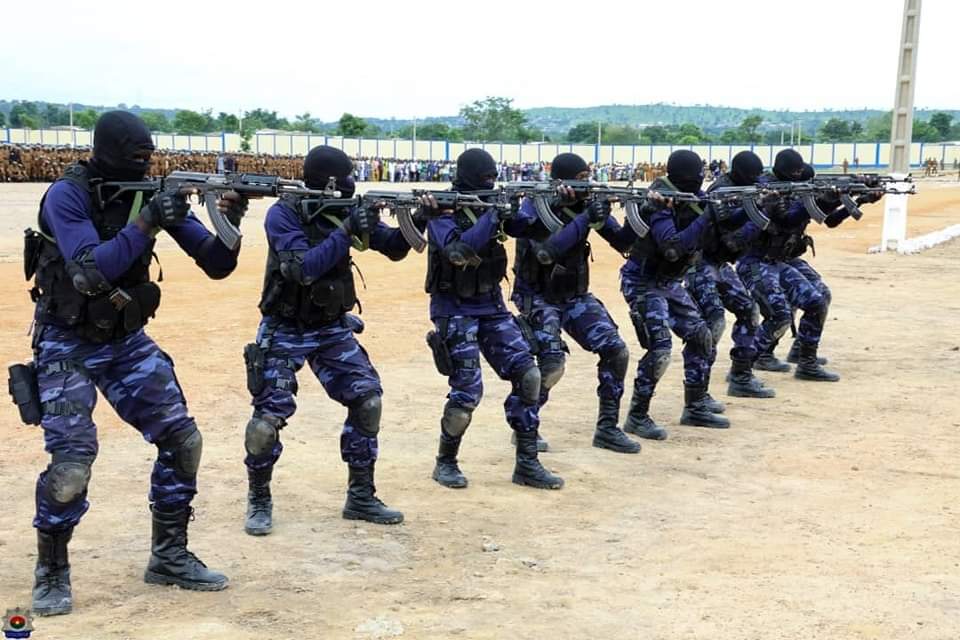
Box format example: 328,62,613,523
659,176,703,215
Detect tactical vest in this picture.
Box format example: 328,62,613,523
258,198,357,327
702,173,746,264
425,208,507,299
514,212,590,304
628,177,701,279
26,162,160,344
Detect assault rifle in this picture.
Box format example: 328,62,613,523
809,173,915,220
359,189,510,253
163,171,351,250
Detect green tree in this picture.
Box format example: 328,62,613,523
602,124,642,144
818,118,853,142
336,112,371,137
10,102,41,128
459,97,530,142
293,112,321,133
567,122,600,143
929,112,953,140
677,123,707,142
0,112,5,127
640,125,671,144
216,112,240,133
74,109,99,129
242,108,289,132
738,115,763,143
140,112,170,132
911,120,941,142
43,104,70,127
863,111,892,141
173,109,212,134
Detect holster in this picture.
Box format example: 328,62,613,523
8,362,41,425
23,228,43,281
514,314,540,355
243,342,266,396
425,329,453,376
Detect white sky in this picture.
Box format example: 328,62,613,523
1,0,954,120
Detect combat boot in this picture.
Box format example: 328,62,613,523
727,358,776,398
511,430,549,452
343,463,404,524
33,528,73,616
592,397,641,453
787,340,828,365
144,506,228,591
754,352,791,372
622,389,668,440
244,466,273,536
680,384,731,428
793,343,840,382
512,430,564,490
432,434,468,488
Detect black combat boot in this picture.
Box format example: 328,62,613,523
432,434,468,489
343,463,404,524
244,466,273,536
512,430,564,489
793,343,840,382
33,528,73,616
754,351,791,372
622,390,668,440
727,358,776,398
144,506,228,591
680,384,731,428
702,374,726,414
787,340,828,365
592,397,641,453
511,430,549,452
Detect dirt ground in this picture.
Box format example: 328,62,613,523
0,181,958,640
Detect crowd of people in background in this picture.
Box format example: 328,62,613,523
5,143,958,185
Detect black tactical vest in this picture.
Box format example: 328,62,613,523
703,173,745,264
27,162,160,344
514,212,590,304
258,198,357,327
424,208,507,299
628,178,701,279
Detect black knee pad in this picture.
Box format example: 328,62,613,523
539,354,566,391
348,394,382,437
46,454,94,505
600,345,630,380
160,426,203,477
441,402,473,437
688,323,714,358
245,415,282,457
515,366,541,406
821,286,832,309
707,314,726,346
641,349,672,383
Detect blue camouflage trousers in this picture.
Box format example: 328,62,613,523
512,292,627,407
434,313,539,433
685,260,759,363
737,258,829,353
33,326,199,531
245,317,383,470
621,274,712,397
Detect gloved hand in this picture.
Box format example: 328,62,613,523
493,200,515,222
142,189,191,228
343,205,380,237
217,190,249,227
720,230,745,254
855,191,884,205
587,198,612,225
761,194,789,223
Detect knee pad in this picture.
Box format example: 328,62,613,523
441,402,473,437
539,354,566,391
771,318,791,341
516,366,541,406
160,426,203,477
600,345,630,380
46,455,94,505
348,394,382,437
707,314,726,346
245,415,282,457
688,323,714,358
641,349,672,383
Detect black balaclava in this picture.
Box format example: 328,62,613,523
550,153,589,180
453,149,498,192
799,163,815,181
730,151,764,186
303,145,355,196
666,150,704,193
90,111,155,181
773,149,805,181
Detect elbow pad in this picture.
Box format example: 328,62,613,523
195,235,235,280
442,241,482,268
660,238,685,263
65,251,112,296
278,250,314,285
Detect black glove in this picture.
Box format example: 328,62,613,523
344,205,380,237
855,192,883,205
220,192,249,227
720,230,745,254
587,199,612,225
142,189,190,228
493,201,515,222
762,196,789,223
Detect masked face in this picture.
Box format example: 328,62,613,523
303,145,355,191
730,151,764,186
90,111,156,181
666,150,704,194
454,149,498,192
773,150,805,181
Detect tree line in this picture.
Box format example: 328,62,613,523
3,98,958,147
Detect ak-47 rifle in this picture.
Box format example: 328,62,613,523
163,171,353,250
809,173,915,220
358,189,509,253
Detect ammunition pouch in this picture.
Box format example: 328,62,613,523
8,362,42,425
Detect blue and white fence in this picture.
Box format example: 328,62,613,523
3,127,958,168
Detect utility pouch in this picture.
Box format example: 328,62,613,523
514,314,540,355
243,342,266,396
425,330,453,376
8,362,42,425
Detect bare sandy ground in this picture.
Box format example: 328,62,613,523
0,182,958,639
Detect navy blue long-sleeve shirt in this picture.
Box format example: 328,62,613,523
42,180,238,281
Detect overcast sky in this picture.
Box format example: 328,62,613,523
2,0,954,120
